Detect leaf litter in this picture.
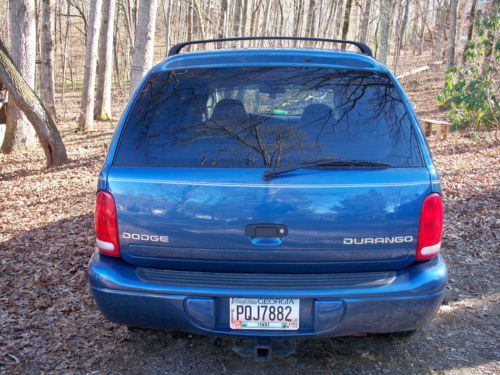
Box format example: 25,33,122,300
0,118,499,373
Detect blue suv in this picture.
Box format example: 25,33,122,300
89,37,447,358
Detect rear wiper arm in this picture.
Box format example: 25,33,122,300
263,159,392,181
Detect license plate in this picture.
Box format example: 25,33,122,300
229,298,300,330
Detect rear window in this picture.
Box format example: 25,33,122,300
115,67,422,167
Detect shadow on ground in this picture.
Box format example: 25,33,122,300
1,215,498,374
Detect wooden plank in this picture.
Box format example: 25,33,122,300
397,66,429,80
421,118,451,140
421,118,450,125
436,123,443,139
423,122,433,137
397,60,444,80
442,123,450,140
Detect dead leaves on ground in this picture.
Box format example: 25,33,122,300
0,123,498,373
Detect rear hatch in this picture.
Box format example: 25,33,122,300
108,65,429,273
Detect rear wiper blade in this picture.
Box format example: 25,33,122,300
263,159,392,181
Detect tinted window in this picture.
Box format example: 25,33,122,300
115,67,422,167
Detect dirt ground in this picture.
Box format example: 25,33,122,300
1,60,499,374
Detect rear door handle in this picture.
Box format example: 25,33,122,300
245,224,288,238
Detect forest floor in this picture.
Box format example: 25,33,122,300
1,53,499,374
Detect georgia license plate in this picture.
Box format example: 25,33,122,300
229,298,300,330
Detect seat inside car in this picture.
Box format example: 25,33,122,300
301,104,334,127
212,99,250,128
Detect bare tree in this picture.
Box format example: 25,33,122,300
359,0,373,44
417,0,430,55
240,0,249,36
95,0,116,120
435,0,450,59
60,0,72,118
260,0,273,38
481,1,496,75
379,0,393,64
306,0,316,37
193,0,206,40
334,0,345,37
129,0,158,96
40,0,57,121
161,0,173,54
393,0,410,74
293,0,305,40
232,0,243,36
78,0,103,131
340,0,353,49
219,0,228,39
447,0,459,67
463,0,478,63
1,0,37,152
0,38,68,167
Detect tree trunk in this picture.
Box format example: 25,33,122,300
40,0,57,121
293,0,304,44
95,0,116,121
241,0,249,37
0,38,68,167
334,0,345,38
61,0,71,119
373,10,380,57
462,0,478,63
232,0,242,37
260,0,273,40
306,0,316,38
435,0,449,59
78,0,103,131
341,0,353,49
417,0,430,55
359,0,372,44
393,0,410,74
193,0,206,40
162,0,172,55
481,2,495,75
447,0,459,67
1,0,37,153
379,0,393,64
187,1,193,47
219,0,228,39
129,0,158,96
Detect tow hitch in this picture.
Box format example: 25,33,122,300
232,338,297,361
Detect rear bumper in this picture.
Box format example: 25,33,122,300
89,252,447,338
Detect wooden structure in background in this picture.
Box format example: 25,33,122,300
421,118,451,140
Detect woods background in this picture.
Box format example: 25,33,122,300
0,1,498,373
0,0,496,150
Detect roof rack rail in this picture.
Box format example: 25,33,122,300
168,36,373,58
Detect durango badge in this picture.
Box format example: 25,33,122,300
343,236,414,245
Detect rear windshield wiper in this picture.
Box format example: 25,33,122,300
263,159,392,181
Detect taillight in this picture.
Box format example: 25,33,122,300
416,193,444,260
95,190,120,257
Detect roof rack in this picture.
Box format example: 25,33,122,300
168,36,373,58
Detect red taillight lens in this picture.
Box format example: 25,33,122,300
95,190,120,257
416,193,444,260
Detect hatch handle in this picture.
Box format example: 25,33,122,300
245,224,288,238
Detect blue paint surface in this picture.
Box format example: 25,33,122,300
91,47,446,338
